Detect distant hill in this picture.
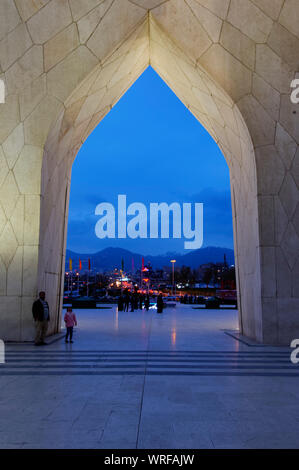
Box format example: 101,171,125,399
66,246,234,271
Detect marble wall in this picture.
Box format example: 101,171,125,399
0,0,298,344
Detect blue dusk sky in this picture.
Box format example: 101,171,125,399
67,66,233,256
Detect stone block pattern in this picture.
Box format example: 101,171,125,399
0,0,298,344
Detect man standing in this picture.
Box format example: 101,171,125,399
32,291,50,346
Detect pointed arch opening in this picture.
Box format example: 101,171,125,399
40,16,261,342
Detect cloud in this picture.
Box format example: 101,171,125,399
190,187,231,209
188,188,233,246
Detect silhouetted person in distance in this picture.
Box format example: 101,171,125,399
139,294,144,310
145,294,150,311
124,291,130,312
134,292,139,310
157,293,164,314
130,293,135,312
118,294,124,311
32,291,50,346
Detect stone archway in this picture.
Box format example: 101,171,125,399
0,0,298,345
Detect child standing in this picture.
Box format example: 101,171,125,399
64,307,77,343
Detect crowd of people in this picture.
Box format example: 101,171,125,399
180,294,205,304
117,291,164,314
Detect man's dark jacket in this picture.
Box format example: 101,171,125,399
32,299,50,322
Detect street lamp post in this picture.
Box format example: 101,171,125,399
170,260,176,296
76,272,79,294
66,272,69,293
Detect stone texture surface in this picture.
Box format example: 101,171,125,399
87,0,146,61
0,23,32,71
15,0,50,22
227,0,273,43
5,45,44,94
77,0,114,44
47,46,99,102
44,24,79,72
279,0,299,39
0,0,298,344
0,0,21,42
69,0,106,22
26,0,72,44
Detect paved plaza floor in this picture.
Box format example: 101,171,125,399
0,305,298,449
